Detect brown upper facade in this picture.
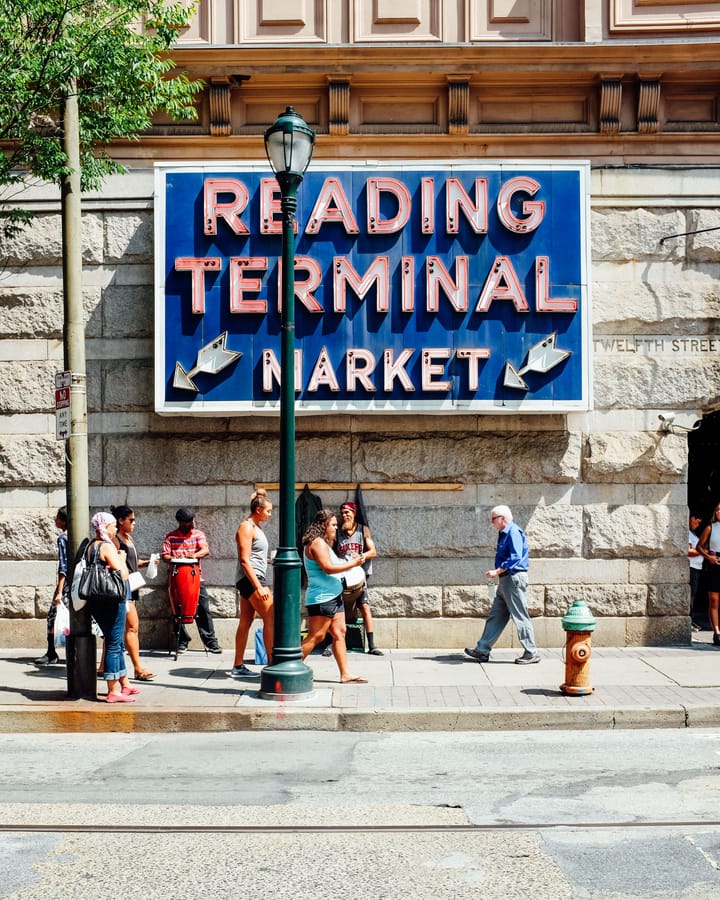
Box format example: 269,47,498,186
179,0,720,45
116,1,720,165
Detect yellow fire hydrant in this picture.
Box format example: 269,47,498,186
560,600,596,696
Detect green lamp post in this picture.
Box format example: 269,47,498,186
260,107,315,699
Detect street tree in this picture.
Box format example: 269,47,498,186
0,0,202,238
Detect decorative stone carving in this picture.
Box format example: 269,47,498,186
447,77,469,135
328,77,351,135
599,76,622,134
209,77,232,136
638,76,661,134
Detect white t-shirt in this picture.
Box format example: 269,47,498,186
689,530,704,570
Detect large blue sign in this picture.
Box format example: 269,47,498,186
154,162,591,414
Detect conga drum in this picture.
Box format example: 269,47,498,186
168,558,200,657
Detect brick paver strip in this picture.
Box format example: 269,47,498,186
407,686,427,708
457,685,480,707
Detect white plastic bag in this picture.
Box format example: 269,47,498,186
70,556,87,610
54,602,70,647
146,553,159,580
70,538,90,611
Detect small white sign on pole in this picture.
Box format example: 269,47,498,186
55,371,71,440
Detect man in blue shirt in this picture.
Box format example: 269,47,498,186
465,505,540,665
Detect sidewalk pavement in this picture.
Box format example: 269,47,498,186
3,633,720,733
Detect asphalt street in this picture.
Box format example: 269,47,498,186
1,729,720,898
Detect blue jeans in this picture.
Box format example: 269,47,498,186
475,571,536,655
87,598,127,680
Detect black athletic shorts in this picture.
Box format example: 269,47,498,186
236,574,267,600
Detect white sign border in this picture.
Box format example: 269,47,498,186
154,159,592,416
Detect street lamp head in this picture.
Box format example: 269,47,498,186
264,106,315,180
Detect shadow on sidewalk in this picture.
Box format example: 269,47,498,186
522,688,566,698
0,683,69,702
412,653,467,666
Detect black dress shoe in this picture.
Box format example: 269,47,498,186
713,634,720,647
464,647,489,663
35,653,60,665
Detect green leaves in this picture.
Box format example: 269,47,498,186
0,0,202,235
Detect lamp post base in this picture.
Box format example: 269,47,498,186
260,658,314,700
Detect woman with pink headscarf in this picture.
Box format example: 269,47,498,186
85,512,135,702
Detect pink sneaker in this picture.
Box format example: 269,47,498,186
122,686,140,695
106,692,135,703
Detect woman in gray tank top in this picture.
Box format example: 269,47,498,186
232,489,274,678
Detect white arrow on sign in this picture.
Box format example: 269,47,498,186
173,332,242,393
503,332,571,392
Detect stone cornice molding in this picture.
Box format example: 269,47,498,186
170,41,720,75
96,40,720,165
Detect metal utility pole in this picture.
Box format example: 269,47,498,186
61,78,96,700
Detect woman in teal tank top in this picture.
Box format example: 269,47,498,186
301,509,368,683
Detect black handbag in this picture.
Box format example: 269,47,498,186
78,542,127,602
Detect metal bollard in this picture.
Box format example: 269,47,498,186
560,600,596,696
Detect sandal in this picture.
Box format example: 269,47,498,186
134,671,156,681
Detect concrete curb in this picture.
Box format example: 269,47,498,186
0,703,716,733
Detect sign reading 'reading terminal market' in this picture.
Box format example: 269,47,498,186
154,161,591,414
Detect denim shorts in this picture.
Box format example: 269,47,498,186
306,595,343,618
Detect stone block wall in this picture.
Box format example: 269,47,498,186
1,167,717,649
